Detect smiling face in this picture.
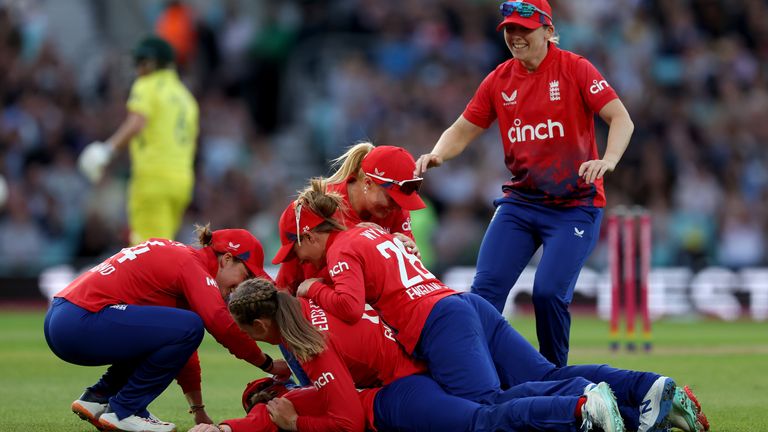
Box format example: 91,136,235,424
503,24,553,69
215,253,252,300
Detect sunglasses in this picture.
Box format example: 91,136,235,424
366,172,424,195
500,1,552,24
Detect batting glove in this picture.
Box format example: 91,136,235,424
78,141,113,183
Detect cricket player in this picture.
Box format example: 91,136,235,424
415,0,635,368
78,35,198,245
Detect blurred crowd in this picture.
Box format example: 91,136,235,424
1,0,767,278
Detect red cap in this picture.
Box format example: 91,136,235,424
241,377,290,413
210,229,270,279
496,0,553,31
272,200,327,265
360,146,426,211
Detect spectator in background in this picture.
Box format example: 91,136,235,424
77,36,199,245
415,0,634,367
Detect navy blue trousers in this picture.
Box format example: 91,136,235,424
466,292,657,431
471,199,603,367
416,294,589,406
374,374,581,432
44,298,204,419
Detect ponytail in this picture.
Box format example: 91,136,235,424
228,278,326,362
325,142,374,185
195,223,213,247
297,178,347,233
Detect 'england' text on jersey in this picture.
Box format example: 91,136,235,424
405,282,445,300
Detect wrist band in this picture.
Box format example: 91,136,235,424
188,404,205,414
259,354,274,371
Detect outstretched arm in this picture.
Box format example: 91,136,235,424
415,115,485,175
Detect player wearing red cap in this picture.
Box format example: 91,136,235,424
44,225,291,432
271,184,708,432
275,143,425,295
198,277,621,432
415,0,635,369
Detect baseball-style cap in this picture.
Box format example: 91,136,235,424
210,229,270,279
272,200,327,265
241,377,291,413
360,146,426,211
496,1,553,31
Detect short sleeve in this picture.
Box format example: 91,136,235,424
462,72,497,129
573,57,618,114
126,78,153,117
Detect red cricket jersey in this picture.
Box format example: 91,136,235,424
55,239,266,392
307,226,456,354
463,44,618,207
276,177,415,293
222,298,425,432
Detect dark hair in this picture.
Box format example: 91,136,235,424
228,278,326,362
195,223,213,247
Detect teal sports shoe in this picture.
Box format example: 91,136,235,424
668,385,709,431
581,382,625,432
638,376,676,432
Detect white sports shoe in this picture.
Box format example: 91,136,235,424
638,376,676,432
72,398,108,430
581,382,625,432
99,412,176,432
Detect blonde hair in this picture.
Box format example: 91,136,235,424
297,178,347,233
325,141,374,185
228,278,326,362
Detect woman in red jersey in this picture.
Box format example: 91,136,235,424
276,142,425,294
271,183,708,432
414,0,635,369
44,225,290,432
189,277,620,432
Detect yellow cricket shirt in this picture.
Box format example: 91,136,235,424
126,69,198,181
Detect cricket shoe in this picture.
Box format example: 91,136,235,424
71,392,109,430
638,376,676,432
99,411,176,432
581,382,625,432
668,386,710,431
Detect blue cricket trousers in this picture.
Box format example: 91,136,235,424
416,293,588,405
374,374,582,432
472,198,604,367
44,298,204,420
467,291,659,431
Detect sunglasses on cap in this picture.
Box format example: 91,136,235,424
500,1,552,23
366,172,424,195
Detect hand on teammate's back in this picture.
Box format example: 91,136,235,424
268,359,293,382
267,397,299,431
297,278,322,297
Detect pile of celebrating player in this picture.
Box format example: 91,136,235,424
49,1,712,431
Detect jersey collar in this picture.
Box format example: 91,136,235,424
514,42,559,75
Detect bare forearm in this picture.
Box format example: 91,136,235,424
602,114,633,165
107,112,146,151
431,116,483,162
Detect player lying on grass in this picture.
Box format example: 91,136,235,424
44,226,291,432
271,184,709,432
189,277,624,432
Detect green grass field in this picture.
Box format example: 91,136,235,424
1,309,766,431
